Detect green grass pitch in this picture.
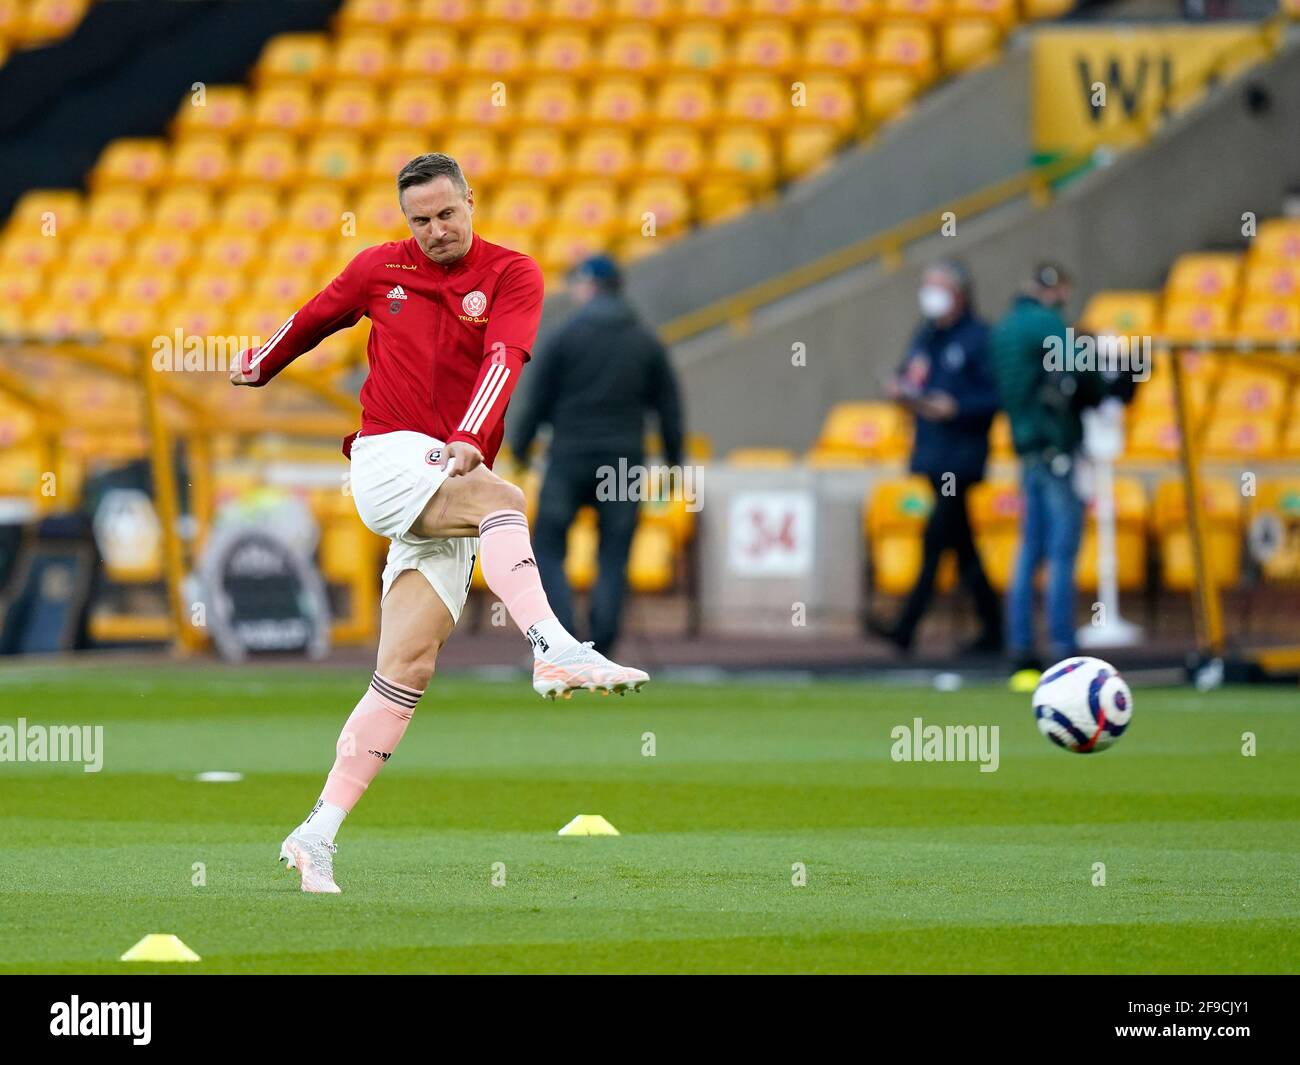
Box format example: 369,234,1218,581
1,663,1297,974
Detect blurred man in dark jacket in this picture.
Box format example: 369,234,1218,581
870,260,1002,654
510,255,683,654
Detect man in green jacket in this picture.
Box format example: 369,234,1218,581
989,264,1108,680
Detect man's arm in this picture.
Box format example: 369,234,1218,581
231,252,371,386
443,255,545,474
649,339,684,469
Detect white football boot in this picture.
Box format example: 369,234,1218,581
279,831,342,894
533,641,650,700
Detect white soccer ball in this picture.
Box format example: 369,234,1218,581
1032,656,1133,753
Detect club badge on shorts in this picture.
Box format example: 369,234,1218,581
425,448,442,466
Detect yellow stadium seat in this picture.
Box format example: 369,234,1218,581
480,226,541,259
873,20,937,81
866,477,954,596
1215,366,1290,419
484,0,545,24
1235,300,1300,342
612,0,677,25
283,186,347,233
597,23,662,75
951,0,1016,27
640,492,696,547
168,135,233,186
337,0,414,30
201,230,262,273
152,187,216,233
863,70,920,122
330,32,395,82
1022,0,1076,17
19,0,90,44
624,178,691,235
266,232,329,271
353,185,407,236
1153,478,1241,590
535,231,605,276
1160,298,1233,341
941,18,1002,74
381,83,446,134
816,0,882,19
0,269,42,306
83,189,149,234
393,33,458,82
680,0,744,23
723,75,788,128
1076,477,1148,592
556,182,621,235
546,0,607,25
251,83,314,133
588,77,650,127
1165,252,1242,300
666,24,729,74
654,75,718,128
628,524,676,593
95,301,158,341
710,127,778,186
465,28,527,76
727,448,797,467
250,271,316,305
172,85,249,136
67,232,128,270
184,269,245,305
733,22,799,74
163,299,232,340
641,128,707,180
6,188,82,233
443,130,502,188
0,233,57,271
695,181,753,225
813,401,909,459
216,187,281,233
882,0,944,21
804,21,870,74
533,27,593,76
130,228,194,271
1242,261,1300,300
504,129,569,186
1077,291,1160,335
235,133,300,187
572,129,636,183
1249,478,1300,581
1251,219,1300,265
1202,416,1281,460
255,33,332,83
48,269,110,307
316,83,382,133
114,270,178,306
305,134,366,185
791,73,858,131
413,0,475,29
451,82,514,131
749,0,814,19
1121,415,1180,462
92,139,169,189
781,126,842,180
365,132,428,184
968,478,1022,592
518,79,583,130
489,183,551,234
236,300,299,347
26,302,95,339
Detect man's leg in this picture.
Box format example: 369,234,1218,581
532,463,584,639
886,476,959,650
951,479,1002,650
1007,465,1046,667
282,571,454,893
1043,468,1085,659
590,491,640,655
413,463,649,697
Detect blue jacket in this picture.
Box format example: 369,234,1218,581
898,309,999,482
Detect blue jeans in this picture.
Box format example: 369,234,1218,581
1007,458,1085,658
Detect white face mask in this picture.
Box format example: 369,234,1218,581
919,284,956,320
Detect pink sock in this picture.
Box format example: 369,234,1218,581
320,673,422,811
478,508,556,635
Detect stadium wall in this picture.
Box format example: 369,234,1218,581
646,33,1300,456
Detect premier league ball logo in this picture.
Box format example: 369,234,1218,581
462,290,487,317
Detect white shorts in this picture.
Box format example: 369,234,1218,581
349,430,478,622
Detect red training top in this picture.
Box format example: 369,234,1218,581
242,233,545,464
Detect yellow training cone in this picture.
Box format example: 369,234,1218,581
120,934,201,963
557,814,620,837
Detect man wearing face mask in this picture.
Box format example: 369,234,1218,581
869,260,1002,655
990,263,1109,685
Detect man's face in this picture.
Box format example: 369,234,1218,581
401,176,474,265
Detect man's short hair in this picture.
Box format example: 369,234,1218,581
397,154,468,199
